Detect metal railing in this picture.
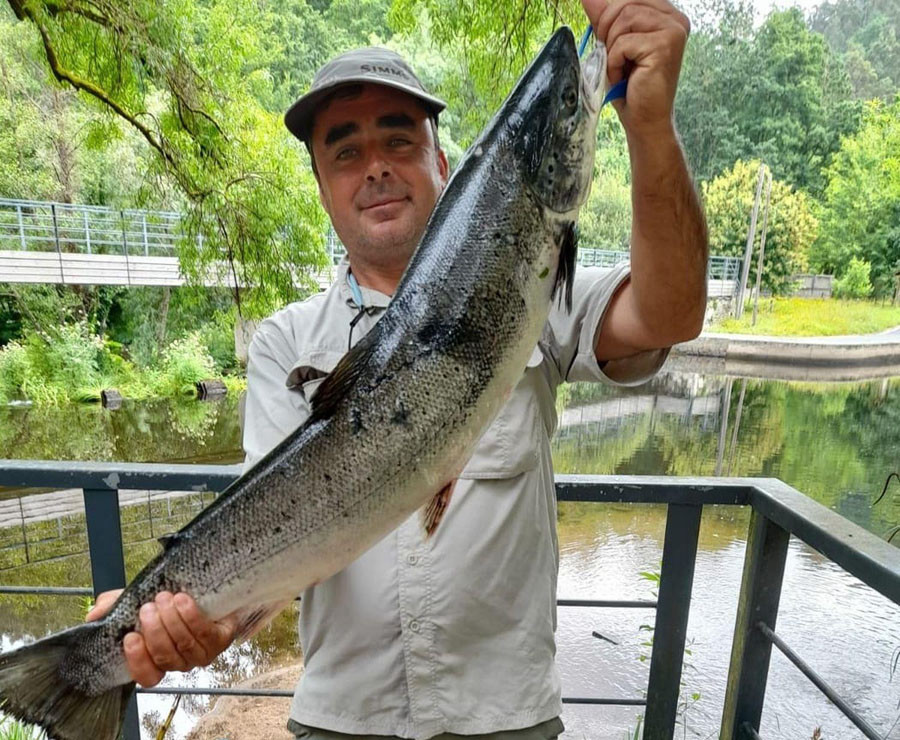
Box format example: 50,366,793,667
0,198,183,257
0,462,897,739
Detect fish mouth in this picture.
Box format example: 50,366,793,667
580,41,607,114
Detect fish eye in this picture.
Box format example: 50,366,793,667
563,86,577,109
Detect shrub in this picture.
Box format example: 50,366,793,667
0,341,28,403
833,257,873,299
156,332,218,396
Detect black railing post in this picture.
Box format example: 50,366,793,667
720,509,790,739
83,487,140,740
643,502,703,739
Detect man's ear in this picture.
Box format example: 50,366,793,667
437,148,449,187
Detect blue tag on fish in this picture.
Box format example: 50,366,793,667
579,25,628,108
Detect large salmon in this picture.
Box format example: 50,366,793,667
0,27,606,740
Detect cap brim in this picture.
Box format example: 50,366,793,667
284,78,446,143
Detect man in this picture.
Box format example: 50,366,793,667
88,0,707,737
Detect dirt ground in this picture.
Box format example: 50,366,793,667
185,661,303,740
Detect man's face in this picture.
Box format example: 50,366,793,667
310,84,449,273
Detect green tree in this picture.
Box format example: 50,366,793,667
811,0,900,99
702,160,818,294
5,0,328,318
810,97,900,296
675,3,859,193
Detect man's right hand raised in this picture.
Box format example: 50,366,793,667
87,589,238,687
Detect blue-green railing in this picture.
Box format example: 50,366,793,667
0,462,897,739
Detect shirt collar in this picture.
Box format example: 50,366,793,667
335,258,392,311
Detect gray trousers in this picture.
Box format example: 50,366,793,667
289,716,564,740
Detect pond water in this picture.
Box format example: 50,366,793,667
0,369,898,739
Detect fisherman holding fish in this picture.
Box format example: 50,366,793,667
83,1,707,738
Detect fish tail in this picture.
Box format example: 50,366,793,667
0,622,134,740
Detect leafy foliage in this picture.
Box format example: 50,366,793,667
833,257,873,299
5,0,328,317
810,97,900,297
676,4,859,193
702,160,817,294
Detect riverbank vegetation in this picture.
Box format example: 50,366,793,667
0,0,898,399
711,297,900,336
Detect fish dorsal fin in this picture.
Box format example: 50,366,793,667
553,222,577,313
308,331,377,423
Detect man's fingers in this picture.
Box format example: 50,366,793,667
606,5,685,55
85,588,123,622
123,632,165,688
155,592,210,667
138,600,190,672
595,0,688,42
173,593,236,662
607,29,673,80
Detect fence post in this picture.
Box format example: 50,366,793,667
643,502,703,740
120,210,133,286
51,203,65,283
83,487,141,740
736,164,767,318
142,214,149,256
84,210,92,254
720,508,790,739
16,204,26,250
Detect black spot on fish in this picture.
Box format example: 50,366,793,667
391,399,410,426
351,407,364,434
273,526,282,535
202,559,210,571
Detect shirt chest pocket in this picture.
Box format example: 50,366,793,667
459,346,545,480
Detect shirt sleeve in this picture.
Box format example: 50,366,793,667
241,325,310,473
545,263,670,386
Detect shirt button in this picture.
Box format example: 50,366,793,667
406,554,419,565
409,619,421,633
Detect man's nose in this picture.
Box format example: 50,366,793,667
364,151,392,181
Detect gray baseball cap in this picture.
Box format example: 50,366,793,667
285,47,447,143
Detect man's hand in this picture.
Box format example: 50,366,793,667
581,0,690,138
87,589,238,687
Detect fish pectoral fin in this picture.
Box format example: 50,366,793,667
231,598,294,642
421,480,456,539
553,221,577,313
308,329,377,423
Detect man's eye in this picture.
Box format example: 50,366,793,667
336,147,357,160
389,137,412,146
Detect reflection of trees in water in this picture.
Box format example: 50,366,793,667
554,374,900,539
0,397,243,464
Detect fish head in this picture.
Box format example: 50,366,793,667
512,27,606,215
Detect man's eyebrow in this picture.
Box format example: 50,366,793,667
376,113,416,130
324,122,359,147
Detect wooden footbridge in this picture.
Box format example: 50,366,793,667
0,198,742,295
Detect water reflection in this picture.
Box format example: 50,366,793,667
0,372,898,738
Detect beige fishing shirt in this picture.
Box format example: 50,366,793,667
242,260,667,740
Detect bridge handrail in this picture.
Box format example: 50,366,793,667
0,461,897,739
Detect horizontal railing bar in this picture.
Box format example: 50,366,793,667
0,585,92,595
756,621,884,740
136,686,645,706
562,697,647,706
750,479,900,605
0,459,241,491
555,474,754,506
557,599,657,608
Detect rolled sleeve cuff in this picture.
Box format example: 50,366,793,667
569,263,670,387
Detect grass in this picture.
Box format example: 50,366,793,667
710,297,900,337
